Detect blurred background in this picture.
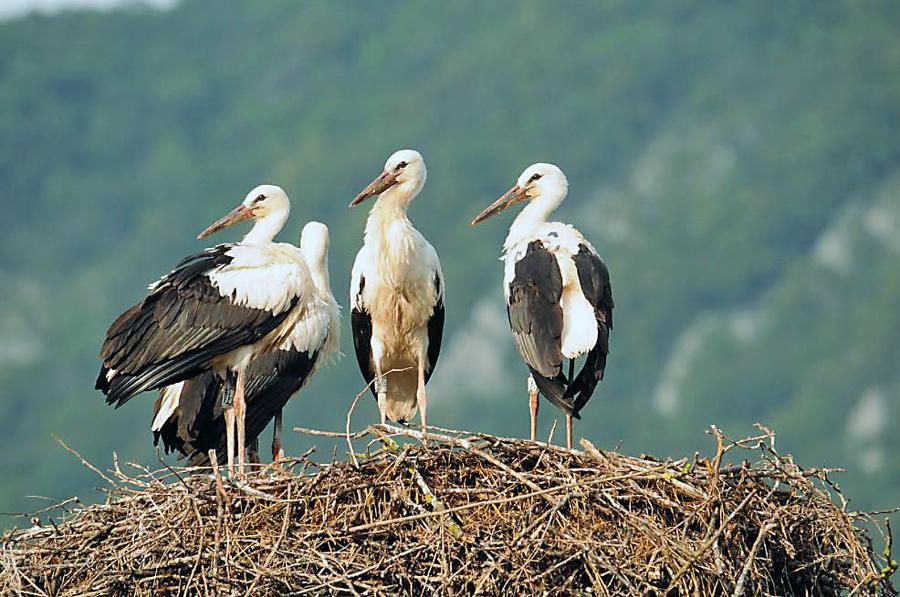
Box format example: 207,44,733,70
1,0,898,519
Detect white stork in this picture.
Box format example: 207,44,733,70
349,149,445,436
471,164,614,449
97,184,315,478
150,222,340,465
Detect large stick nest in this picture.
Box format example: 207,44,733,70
2,424,897,596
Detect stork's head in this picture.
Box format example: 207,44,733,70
350,149,427,207
300,221,331,292
198,184,290,239
471,163,568,225
300,221,330,266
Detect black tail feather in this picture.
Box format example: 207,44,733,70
563,342,609,418
530,332,610,421
96,367,110,393
528,367,578,419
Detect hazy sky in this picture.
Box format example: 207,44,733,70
0,0,176,20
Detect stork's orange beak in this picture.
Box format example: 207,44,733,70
471,184,528,225
198,204,253,239
350,170,399,207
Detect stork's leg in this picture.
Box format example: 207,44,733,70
374,363,388,425
527,375,539,442
248,437,260,465
224,408,236,478
272,409,284,464
566,414,573,450
235,367,247,480
417,355,428,445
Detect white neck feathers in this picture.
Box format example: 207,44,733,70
503,191,564,253
307,255,331,296
364,185,415,239
243,208,288,245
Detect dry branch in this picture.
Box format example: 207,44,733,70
1,425,896,596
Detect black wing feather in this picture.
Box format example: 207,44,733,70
507,240,564,377
97,245,298,407
573,244,614,333
153,371,220,456
563,244,614,417
506,240,574,416
155,349,319,463
350,274,377,398
424,273,445,384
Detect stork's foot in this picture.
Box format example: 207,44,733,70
528,392,539,443
271,410,284,468
417,357,428,446
234,366,248,481
376,376,388,426
527,375,539,443
418,419,429,446
224,408,236,480
417,396,428,446
272,445,285,467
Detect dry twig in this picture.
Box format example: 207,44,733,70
1,425,895,596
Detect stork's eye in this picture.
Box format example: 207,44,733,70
396,161,408,170
253,194,266,203
529,173,542,183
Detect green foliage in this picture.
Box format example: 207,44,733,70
0,0,899,518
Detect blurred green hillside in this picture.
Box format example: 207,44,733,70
1,1,898,517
